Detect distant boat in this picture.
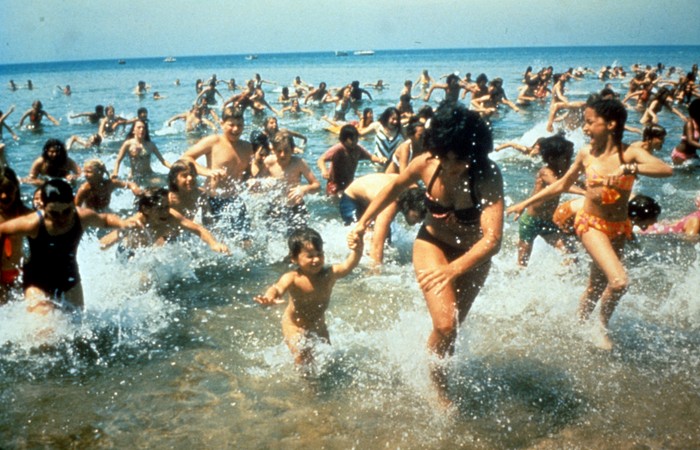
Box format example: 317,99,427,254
163,56,176,63
245,54,258,61
335,51,349,57
353,50,375,56
118,59,126,65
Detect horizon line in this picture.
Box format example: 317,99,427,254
2,43,698,68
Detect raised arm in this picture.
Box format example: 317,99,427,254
333,229,364,278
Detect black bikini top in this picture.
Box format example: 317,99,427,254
424,164,481,225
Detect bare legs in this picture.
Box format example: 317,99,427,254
413,238,490,404
578,229,627,349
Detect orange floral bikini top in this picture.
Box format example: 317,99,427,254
585,165,635,205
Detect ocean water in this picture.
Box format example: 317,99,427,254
0,46,699,448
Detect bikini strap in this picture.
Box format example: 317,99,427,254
426,163,442,195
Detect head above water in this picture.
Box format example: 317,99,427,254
538,134,574,175
642,124,667,142
136,187,169,213
40,178,74,205
423,101,493,163
42,138,68,166
397,187,427,225
339,124,359,144
0,167,22,211
168,159,197,192
287,227,323,259
585,94,627,142
627,194,661,229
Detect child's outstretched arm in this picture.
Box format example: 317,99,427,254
171,209,230,254
333,230,365,279
254,273,293,305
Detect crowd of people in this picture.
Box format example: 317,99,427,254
2,60,699,407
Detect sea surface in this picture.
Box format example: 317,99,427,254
0,46,699,449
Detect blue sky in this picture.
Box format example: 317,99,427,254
1,0,698,64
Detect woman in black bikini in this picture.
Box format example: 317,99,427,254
352,102,504,406
0,179,138,313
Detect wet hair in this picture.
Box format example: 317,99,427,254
628,195,660,222
416,105,434,121
445,74,460,86
95,105,104,115
32,100,43,109
222,107,244,123
168,159,197,192
271,131,295,152
475,73,488,85
585,95,627,142
688,98,700,122
281,86,289,96
538,134,575,177
598,87,618,99
84,158,108,179
40,178,74,205
126,119,151,141
397,187,427,221
136,187,169,212
362,108,374,121
643,124,667,141
378,107,400,128
0,166,24,213
423,101,493,165
249,130,270,154
137,107,148,117
287,227,323,259
42,138,68,166
405,116,424,137
339,124,359,143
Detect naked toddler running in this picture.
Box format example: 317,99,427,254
254,227,363,366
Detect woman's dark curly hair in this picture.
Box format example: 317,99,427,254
423,101,493,165
42,138,68,167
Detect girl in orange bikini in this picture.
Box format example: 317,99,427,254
508,94,672,350
0,167,32,305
